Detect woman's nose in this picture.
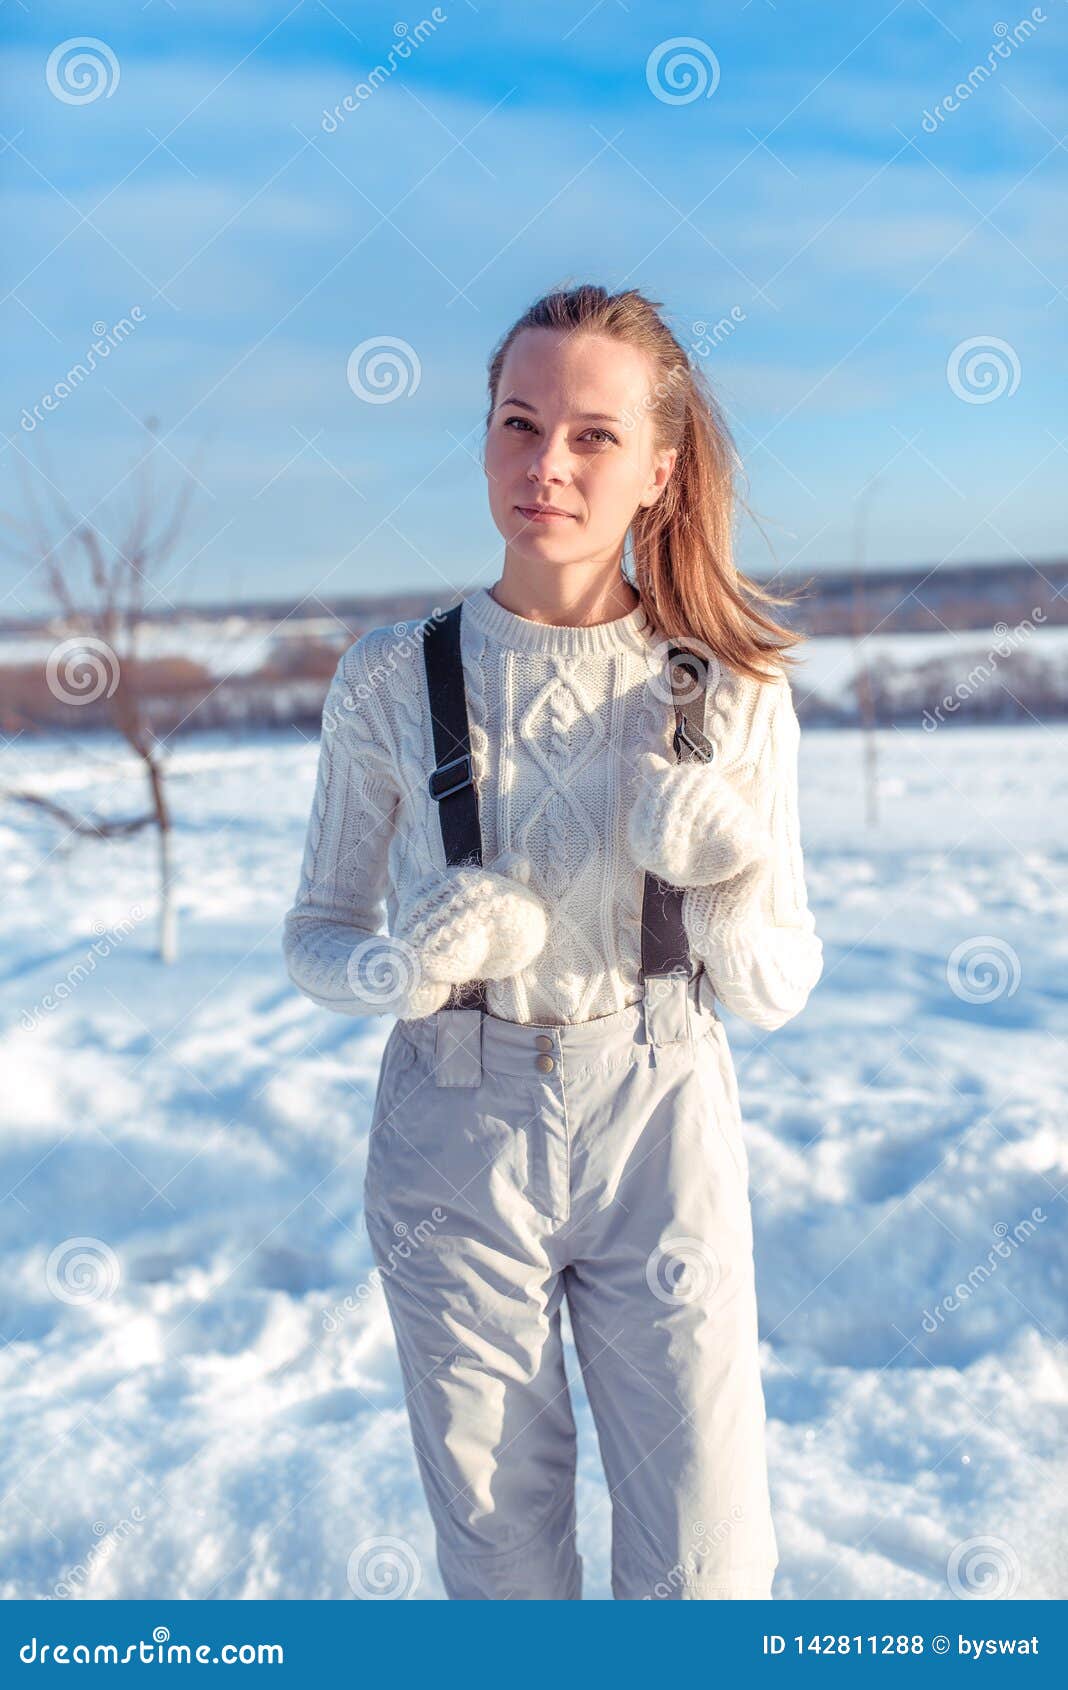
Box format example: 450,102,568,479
527,433,571,483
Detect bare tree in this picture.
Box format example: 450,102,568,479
850,474,881,828
3,426,198,962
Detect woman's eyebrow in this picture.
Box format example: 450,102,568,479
497,393,623,423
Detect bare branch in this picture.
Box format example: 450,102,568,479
2,788,155,837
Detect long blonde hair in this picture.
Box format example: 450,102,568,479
485,283,806,684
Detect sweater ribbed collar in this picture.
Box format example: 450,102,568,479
462,585,653,657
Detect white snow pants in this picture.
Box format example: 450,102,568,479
362,972,778,1600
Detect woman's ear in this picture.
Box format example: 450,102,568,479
639,445,678,508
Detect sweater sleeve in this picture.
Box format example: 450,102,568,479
682,674,822,1032
282,642,402,1016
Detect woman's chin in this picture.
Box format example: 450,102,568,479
504,525,584,558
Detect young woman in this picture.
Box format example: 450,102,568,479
283,284,823,1601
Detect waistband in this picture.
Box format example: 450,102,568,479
396,971,716,1083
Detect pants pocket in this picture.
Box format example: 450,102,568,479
363,1027,422,1213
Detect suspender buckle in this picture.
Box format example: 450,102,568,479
672,718,714,763
428,752,474,802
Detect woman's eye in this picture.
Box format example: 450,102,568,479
502,416,618,446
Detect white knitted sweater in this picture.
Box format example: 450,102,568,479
282,587,823,1030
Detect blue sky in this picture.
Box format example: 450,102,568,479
3,0,1065,614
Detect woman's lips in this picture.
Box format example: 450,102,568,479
515,505,576,523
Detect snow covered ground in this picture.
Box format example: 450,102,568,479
0,717,1065,1600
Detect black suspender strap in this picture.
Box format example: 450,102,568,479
423,604,481,867
422,602,714,1014
640,648,714,984
422,604,487,1012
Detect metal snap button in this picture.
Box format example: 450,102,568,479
535,1035,553,1051
535,1054,555,1074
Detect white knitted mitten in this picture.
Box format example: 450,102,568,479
626,752,772,888
390,852,549,1019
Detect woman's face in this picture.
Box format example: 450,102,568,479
483,327,677,574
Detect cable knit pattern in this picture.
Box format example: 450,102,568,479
282,587,822,1028
679,675,824,1030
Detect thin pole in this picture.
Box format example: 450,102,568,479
850,476,880,828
